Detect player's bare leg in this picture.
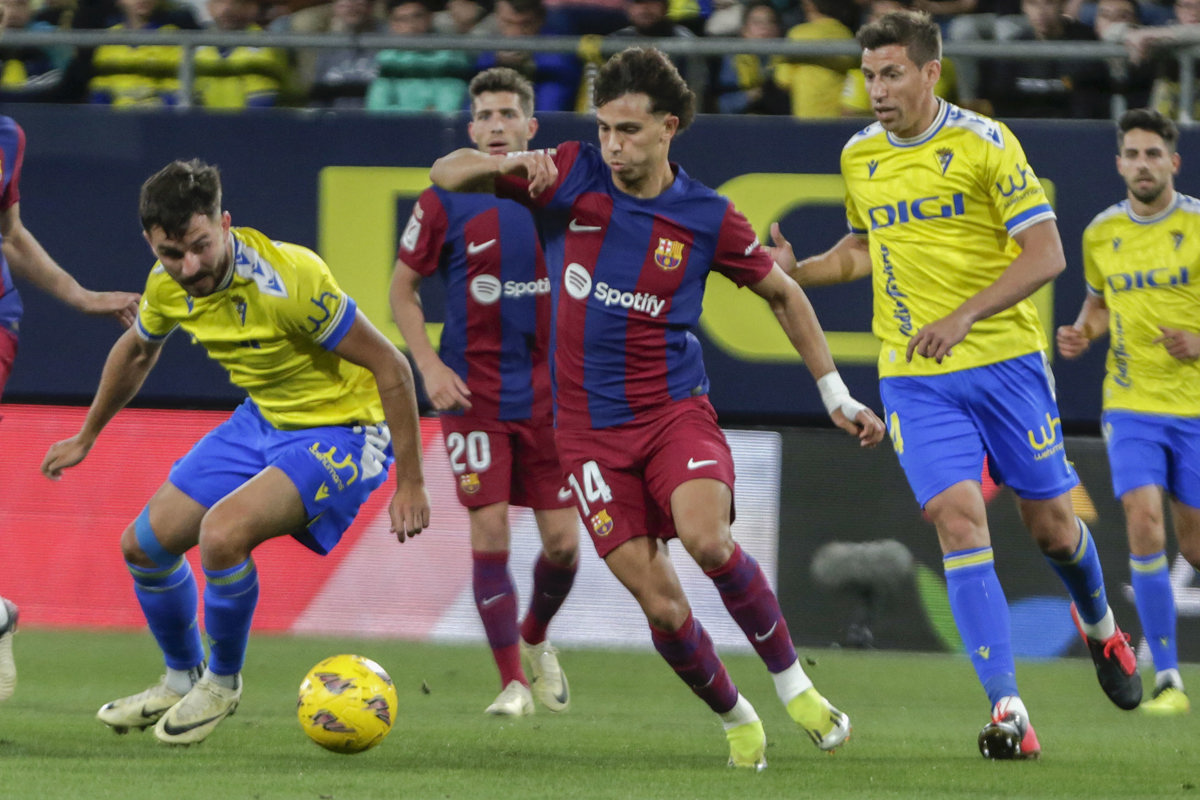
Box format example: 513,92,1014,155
98,483,207,733
674,478,849,754
156,467,308,744
520,507,579,712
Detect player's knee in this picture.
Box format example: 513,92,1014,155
197,517,250,569
642,596,690,632
123,506,180,568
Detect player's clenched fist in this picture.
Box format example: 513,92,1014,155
1055,324,1090,359
501,149,558,198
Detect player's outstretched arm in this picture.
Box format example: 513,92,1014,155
1,203,139,328
770,226,872,288
750,264,885,447
1056,294,1108,360
907,219,1066,363
389,258,471,412
332,310,431,542
41,328,162,480
430,148,558,198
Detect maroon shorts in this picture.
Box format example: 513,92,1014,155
438,414,572,510
0,327,16,402
554,396,736,558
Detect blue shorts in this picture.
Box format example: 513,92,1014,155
168,399,394,555
1103,411,1200,508
879,352,1078,507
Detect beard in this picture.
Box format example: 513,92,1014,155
1129,179,1166,205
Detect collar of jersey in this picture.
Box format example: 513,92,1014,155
211,233,238,293
1124,190,1179,225
609,162,687,203
886,99,949,148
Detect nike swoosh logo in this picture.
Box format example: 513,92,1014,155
569,219,602,233
557,486,574,502
466,239,496,255
754,621,778,642
158,711,229,737
687,458,719,470
481,593,507,607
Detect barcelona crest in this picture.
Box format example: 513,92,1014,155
590,509,613,537
459,472,481,495
654,237,684,270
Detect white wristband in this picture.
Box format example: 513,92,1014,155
817,371,867,421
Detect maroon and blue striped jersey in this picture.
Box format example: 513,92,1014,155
498,141,774,430
398,186,553,423
0,117,25,336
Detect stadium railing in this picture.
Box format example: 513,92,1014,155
0,29,1196,121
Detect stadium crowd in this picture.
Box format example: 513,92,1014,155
0,0,1197,116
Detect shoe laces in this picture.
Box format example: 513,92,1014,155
1102,630,1136,673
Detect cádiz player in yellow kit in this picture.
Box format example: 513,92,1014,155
769,10,1140,759
40,160,431,745
1058,108,1200,716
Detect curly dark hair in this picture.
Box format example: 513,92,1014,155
139,159,222,239
593,47,695,132
1118,108,1179,153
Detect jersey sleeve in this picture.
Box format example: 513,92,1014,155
397,187,448,277
495,141,583,211
281,247,358,350
0,118,25,211
712,201,774,286
1081,224,1104,296
841,146,868,236
134,268,180,342
987,123,1056,237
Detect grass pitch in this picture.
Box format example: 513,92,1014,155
0,630,1194,800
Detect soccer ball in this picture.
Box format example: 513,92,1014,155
297,654,398,754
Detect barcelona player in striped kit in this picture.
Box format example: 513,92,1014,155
0,115,139,704
391,68,580,718
432,47,885,769
777,11,1141,759
1059,108,1200,716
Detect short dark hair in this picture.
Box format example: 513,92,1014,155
856,10,941,67
469,66,535,117
1118,107,1180,152
593,47,695,132
139,159,222,239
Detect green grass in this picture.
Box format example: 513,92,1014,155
0,631,1196,800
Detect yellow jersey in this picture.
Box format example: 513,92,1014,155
841,101,1055,378
135,227,384,429
1082,192,1200,416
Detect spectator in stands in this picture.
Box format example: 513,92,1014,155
1126,0,1200,118
774,0,857,118
938,1,1025,108
368,0,471,111
271,0,385,100
434,0,495,32
605,0,703,99
0,0,67,102
843,0,959,114
1092,0,1154,109
982,0,1111,118
88,0,202,106
307,0,386,108
194,0,290,107
708,1,790,113
475,0,581,111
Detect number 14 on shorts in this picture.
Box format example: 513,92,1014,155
567,461,613,515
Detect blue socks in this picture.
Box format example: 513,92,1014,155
128,557,205,671
944,547,1018,706
1130,551,1177,673
203,559,260,676
1046,518,1108,625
